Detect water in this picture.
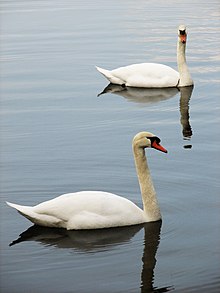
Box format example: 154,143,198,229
0,0,220,292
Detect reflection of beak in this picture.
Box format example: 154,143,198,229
180,34,187,44
151,140,168,153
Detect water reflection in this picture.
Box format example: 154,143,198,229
9,222,172,292
141,222,173,293
98,84,179,104
98,84,194,147
9,224,143,252
179,86,194,149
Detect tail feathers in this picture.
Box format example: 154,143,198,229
6,201,37,222
6,201,63,227
96,66,111,78
6,201,32,214
95,66,123,85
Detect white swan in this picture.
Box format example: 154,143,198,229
6,132,167,230
96,25,193,88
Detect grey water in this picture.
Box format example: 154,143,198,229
0,0,219,292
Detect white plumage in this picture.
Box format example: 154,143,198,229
96,63,179,88
7,192,145,230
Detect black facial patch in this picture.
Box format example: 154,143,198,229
179,29,186,35
147,136,161,145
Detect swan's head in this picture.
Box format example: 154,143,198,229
178,24,187,44
133,132,167,153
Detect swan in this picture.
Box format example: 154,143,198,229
6,131,167,230
96,25,193,88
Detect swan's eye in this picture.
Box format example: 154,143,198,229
179,29,186,35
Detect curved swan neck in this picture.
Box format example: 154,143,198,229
177,40,193,87
132,145,161,221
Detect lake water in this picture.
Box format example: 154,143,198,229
1,1,220,292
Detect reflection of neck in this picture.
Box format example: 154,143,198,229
177,40,193,87
141,222,173,292
140,222,161,292
133,146,161,222
179,86,193,139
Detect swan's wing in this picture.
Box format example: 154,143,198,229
111,63,179,87
34,191,145,230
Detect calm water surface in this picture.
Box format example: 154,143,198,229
1,1,220,292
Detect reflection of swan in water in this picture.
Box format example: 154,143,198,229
98,83,179,105
9,223,173,292
99,84,194,148
179,86,193,148
141,222,173,292
9,224,143,252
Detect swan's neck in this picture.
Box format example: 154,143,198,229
177,40,193,87
133,146,161,221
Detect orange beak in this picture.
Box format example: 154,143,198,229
180,34,187,44
151,140,168,153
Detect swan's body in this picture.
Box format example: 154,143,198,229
7,192,146,230
96,25,193,88
96,63,179,88
6,132,167,230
